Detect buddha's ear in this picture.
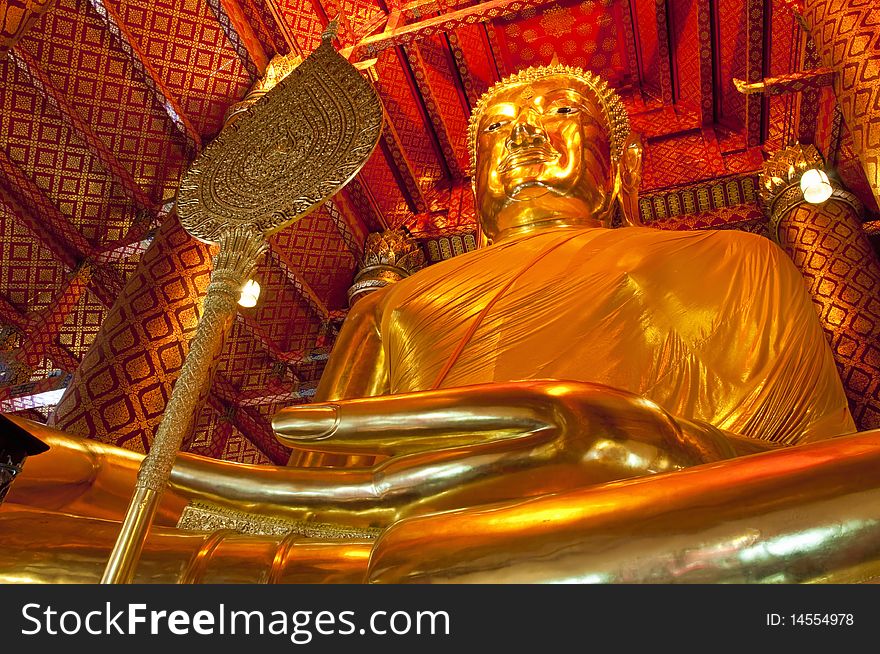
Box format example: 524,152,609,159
618,132,644,227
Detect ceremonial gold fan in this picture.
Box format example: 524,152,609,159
176,23,383,243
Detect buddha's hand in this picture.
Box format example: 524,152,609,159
271,380,739,467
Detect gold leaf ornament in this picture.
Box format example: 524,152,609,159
176,27,384,244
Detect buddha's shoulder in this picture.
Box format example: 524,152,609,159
625,225,770,246
621,226,782,262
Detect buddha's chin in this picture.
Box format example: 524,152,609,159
504,179,554,201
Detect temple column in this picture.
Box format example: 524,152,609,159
801,0,880,206
762,144,880,430
49,216,215,452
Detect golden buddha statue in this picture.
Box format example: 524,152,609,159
1,66,871,585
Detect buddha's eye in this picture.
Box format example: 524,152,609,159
554,106,576,115
485,121,504,132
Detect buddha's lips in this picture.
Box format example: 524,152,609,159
498,148,558,174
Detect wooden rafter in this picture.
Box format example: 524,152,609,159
9,47,156,212
620,0,641,93
267,244,330,322
323,197,367,261
744,0,766,147
0,150,88,269
235,383,317,406
86,0,203,158
404,42,466,179
696,0,714,124
654,0,674,105
0,286,81,374
91,230,155,265
205,0,267,79
345,176,389,231
380,120,431,213
244,0,301,56
0,148,125,308
347,0,563,61
209,373,290,464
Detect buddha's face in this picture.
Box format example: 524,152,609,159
473,75,615,241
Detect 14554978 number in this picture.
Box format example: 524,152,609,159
766,613,854,626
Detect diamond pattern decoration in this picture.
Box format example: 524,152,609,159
493,0,630,86
642,131,726,190
57,288,107,359
373,48,446,194
18,0,188,202
107,0,253,138
274,0,323,54
777,199,880,430
359,147,413,229
0,200,66,314
222,426,272,464
0,54,137,247
50,216,214,452
271,209,357,311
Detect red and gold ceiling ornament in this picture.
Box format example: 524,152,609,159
0,0,56,58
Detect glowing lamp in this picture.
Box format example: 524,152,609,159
799,168,832,205
238,279,261,308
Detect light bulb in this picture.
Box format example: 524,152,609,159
800,168,832,204
238,279,260,308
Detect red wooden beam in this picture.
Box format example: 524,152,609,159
620,0,642,94
654,0,674,106
744,0,766,147
18,264,91,369
0,148,125,308
0,284,81,375
482,21,509,79
91,230,155,265
209,373,290,464
323,197,367,261
236,382,317,406
205,0,267,79
9,47,156,212
345,176,389,231
0,293,29,333
380,121,431,213
0,373,72,413
404,42,466,179
347,0,562,61
239,0,298,56
0,149,88,269
695,0,714,124
87,0,202,158
267,243,330,322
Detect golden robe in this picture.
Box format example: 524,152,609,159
374,226,854,444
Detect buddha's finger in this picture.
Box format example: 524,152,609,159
270,380,672,456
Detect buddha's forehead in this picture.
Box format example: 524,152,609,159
479,75,605,131
485,75,598,108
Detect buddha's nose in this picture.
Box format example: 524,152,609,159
506,118,546,150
